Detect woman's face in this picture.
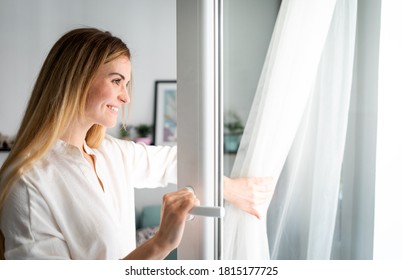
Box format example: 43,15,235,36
85,56,131,128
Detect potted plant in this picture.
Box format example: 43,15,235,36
119,124,131,140
224,111,244,153
135,124,153,145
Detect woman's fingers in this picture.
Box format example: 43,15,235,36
223,176,275,219
225,176,275,203
155,188,200,251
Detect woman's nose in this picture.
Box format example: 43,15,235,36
119,90,130,104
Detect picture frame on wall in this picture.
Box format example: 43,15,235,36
153,80,177,146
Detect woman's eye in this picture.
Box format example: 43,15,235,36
112,79,121,86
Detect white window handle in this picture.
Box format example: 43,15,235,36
185,187,225,218
190,205,225,218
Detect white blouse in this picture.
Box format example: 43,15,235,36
0,135,177,259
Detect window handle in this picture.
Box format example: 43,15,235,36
185,187,225,219
190,205,225,218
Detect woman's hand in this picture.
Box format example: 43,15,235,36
124,188,199,260
153,188,200,252
223,176,274,219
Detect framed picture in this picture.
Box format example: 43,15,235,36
153,80,177,146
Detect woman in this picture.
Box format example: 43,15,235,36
0,28,272,260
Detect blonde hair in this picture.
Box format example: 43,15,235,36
0,27,131,258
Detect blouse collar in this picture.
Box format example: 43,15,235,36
54,138,95,157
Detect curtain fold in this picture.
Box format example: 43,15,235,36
223,0,357,260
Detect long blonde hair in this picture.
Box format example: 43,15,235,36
0,27,131,258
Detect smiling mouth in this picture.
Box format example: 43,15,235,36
107,105,119,112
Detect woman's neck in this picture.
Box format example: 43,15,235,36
60,121,93,153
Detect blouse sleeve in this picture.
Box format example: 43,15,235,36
1,177,71,260
102,135,177,189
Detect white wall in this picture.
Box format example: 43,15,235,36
0,153,8,167
0,0,176,138
223,0,280,124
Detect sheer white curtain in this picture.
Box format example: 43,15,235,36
223,0,357,260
